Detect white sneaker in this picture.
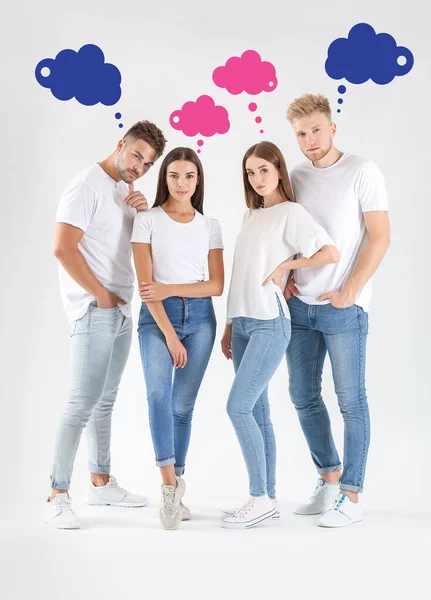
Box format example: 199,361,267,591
294,478,340,515
222,499,280,519
86,476,148,507
180,501,191,521
221,496,277,529
159,476,186,530
319,493,363,528
43,493,81,529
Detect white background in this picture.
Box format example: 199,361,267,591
1,0,429,598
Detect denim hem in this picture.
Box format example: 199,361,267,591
250,492,267,497
174,466,185,476
340,484,363,493
88,462,110,474
50,478,71,491
317,464,342,474
156,457,176,467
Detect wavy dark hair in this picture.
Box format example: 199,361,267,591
242,141,295,209
153,147,204,214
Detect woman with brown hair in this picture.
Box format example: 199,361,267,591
220,141,339,529
131,147,224,530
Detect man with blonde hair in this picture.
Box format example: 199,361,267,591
284,93,390,527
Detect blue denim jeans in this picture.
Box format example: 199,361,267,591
227,303,291,498
138,297,216,475
286,296,369,493
50,303,132,490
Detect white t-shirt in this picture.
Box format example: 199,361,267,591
227,201,334,321
56,164,135,322
290,153,388,311
131,206,223,284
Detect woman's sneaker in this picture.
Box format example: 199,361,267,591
222,499,280,519
221,496,277,529
319,493,363,528
294,478,340,515
159,476,186,530
43,493,81,529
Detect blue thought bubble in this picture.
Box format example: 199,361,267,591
35,44,122,106
325,23,414,85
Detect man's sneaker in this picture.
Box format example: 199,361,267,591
43,493,81,529
159,476,186,530
319,493,363,528
180,501,191,521
222,499,280,519
86,476,148,507
221,496,277,529
294,478,340,515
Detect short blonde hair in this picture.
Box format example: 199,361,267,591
286,94,332,123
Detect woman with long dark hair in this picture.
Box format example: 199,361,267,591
220,141,339,529
131,147,224,529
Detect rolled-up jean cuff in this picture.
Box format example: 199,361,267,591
50,478,71,491
175,465,185,477
340,484,363,493
88,462,111,474
317,464,342,474
156,457,176,468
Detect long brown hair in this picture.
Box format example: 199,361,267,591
153,147,204,214
242,141,295,209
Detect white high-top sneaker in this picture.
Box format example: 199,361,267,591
319,493,363,528
294,478,340,515
86,476,148,507
221,496,277,529
159,476,186,530
222,499,280,519
43,493,81,529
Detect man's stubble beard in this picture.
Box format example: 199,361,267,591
304,138,333,163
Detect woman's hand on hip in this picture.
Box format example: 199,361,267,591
262,266,284,288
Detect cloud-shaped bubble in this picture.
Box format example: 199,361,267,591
212,50,278,95
325,23,414,85
35,44,122,106
169,95,230,137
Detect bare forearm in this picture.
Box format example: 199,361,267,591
343,235,390,297
168,280,223,298
278,245,339,272
144,301,177,339
55,249,106,298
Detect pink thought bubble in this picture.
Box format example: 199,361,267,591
169,95,230,137
212,50,278,95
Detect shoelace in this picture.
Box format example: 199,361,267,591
310,482,325,500
233,501,253,519
54,496,74,514
106,477,127,496
162,487,177,510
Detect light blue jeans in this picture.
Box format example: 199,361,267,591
138,297,216,475
286,296,369,493
227,303,291,498
50,303,132,490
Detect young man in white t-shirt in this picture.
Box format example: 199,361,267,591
284,94,390,527
43,121,167,529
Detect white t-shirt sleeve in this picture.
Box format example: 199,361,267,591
285,204,335,258
56,181,97,232
209,219,224,250
131,212,152,244
357,161,389,212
